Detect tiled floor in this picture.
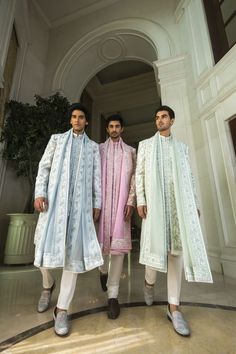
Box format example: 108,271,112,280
1,252,236,353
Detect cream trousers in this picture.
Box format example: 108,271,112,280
99,254,125,299
40,268,77,310
145,254,183,306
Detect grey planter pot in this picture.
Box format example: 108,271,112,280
4,213,38,265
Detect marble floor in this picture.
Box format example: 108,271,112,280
2,306,236,354
1,251,236,353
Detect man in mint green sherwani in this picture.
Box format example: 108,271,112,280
136,105,212,337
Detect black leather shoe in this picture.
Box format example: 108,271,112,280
107,298,120,319
100,273,108,292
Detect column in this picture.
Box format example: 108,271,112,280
153,55,193,146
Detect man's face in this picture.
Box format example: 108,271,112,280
155,110,174,133
106,120,123,140
70,109,87,134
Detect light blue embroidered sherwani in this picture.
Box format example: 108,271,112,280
34,129,103,273
136,132,212,283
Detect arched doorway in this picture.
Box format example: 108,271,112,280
51,19,174,101
51,19,174,142
81,59,160,144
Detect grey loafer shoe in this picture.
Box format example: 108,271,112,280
37,282,55,313
143,282,154,306
167,305,190,337
54,308,69,336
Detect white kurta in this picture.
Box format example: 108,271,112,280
136,132,212,283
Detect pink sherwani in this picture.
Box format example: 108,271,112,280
98,138,136,255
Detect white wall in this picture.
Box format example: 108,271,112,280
14,0,49,103
175,0,236,277
0,0,49,262
0,0,16,88
42,0,180,98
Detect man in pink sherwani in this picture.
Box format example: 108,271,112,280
98,114,136,319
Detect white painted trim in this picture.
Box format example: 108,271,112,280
31,0,51,28
74,56,157,102
154,55,186,84
10,0,32,100
88,71,156,98
52,18,174,97
0,0,16,203
215,109,236,226
208,253,222,274
221,258,236,279
33,0,121,28
10,42,28,100
52,0,120,28
174,0,191,24
196,45,236,117
0,64,4,88
207,251,236,277
224,115,236,186
0,139,7,206
205,114,236,250
0,0,16,71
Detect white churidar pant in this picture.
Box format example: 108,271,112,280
99,254,124,299
145,254,183,305
40,268,77,310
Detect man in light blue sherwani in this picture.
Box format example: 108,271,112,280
136,105,212,337
34,103,103,336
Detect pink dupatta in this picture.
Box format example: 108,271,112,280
98,138,132,254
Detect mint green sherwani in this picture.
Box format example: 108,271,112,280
136,132,212,283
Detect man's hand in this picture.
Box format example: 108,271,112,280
137,205,147,219
124,205,134,221
93,208,101,222
34,197,48,213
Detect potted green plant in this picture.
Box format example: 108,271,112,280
0,92,70,264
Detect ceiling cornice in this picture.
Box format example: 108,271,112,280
33,0,120,29
86,71,157,101
32,0,52,28
52,0,120,28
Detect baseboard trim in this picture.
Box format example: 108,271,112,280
208,252,221,273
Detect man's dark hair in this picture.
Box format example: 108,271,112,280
68,103,89,120
155,105,175,119
106,114,124,128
